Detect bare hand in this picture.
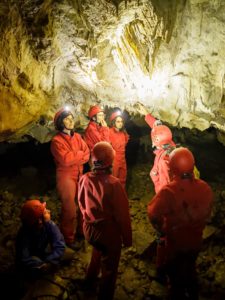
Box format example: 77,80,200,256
100,119,107,127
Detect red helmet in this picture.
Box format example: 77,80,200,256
92,142,115,169
151,125,173,147
169,147,195,177
54,107,73,130
110,110,123,122
88,105,104,119
20,200,46,226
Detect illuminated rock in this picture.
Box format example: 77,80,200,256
0,0,225,142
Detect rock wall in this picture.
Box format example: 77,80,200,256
0,0,225,143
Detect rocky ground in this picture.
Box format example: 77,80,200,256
0,134,225,299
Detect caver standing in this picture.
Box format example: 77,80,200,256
109,109,129,189
145,112,200,193
145,112,176,193
84,105,110,153
137,104,199,193
78,141,132,300
51,107,90,250
147,147,213,300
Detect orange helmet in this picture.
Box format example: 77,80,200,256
92,142,115,169
151,125,173,147
54,107,73,131
88,105,104,119
110,110,123,122
169,147,195,177
20,200,46,226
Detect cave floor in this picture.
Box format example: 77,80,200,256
0,160,225,300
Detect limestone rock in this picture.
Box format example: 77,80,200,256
0,1,225,141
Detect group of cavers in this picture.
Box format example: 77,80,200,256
15,104,214,300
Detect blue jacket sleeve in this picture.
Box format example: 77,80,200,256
44,221,66,264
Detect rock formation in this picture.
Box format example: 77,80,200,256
0,0,225,143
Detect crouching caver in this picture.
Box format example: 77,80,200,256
147,148,213,300
78,141,132,300
15,200,73,278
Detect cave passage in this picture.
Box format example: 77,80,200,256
0,123,225,300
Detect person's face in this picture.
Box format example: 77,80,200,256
43,208,51,222
33,207,51,230
63,114,75,130
114,116,124,130
96,112,105,123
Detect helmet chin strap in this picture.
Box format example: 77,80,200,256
63,126,74,136
64,125,72,131
92,116,100,125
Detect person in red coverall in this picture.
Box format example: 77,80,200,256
84,105,110,153
138,104,200,193
109,109,129,189
51,107,90,250
147,147,213,300
145,112,176,193
78,141,132,300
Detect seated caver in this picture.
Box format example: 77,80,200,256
16,199,74,277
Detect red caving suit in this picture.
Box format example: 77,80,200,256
51,132,90,244
84,121,110,152
150,147,175,193
147,176,213,295
145,113,176,193
109,127,129,189
78,170,132,300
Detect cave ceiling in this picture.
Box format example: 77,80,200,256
0,0,225,143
